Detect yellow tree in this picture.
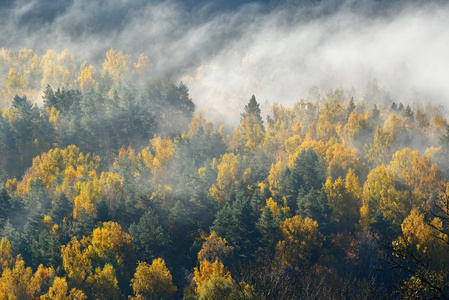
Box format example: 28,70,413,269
130,259,177,300
76,64,96,92
85,264,121,300
73,175,104,219
361,165,409,227
192,259,231,295
390,208,449,298
2,68,29,105
387,148,443,198
40,276,87,300
0,238,13,273
209,153,240,205
343,110,370,149
187,113,214,136
275,215,324,266
17,145,99,198
61,237,91,286
316,95,346,142
86,221,134,272
365,124,393,166
0,256,53,300
197,232,234,263
21,49,42,91
102,48,130,83
133,53,152,76
40,50,63,89
324,142,359,180
324,173,360,231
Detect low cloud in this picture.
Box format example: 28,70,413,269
1,0,448,124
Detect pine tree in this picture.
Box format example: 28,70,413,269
241,95,264,130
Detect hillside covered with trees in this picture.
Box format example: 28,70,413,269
0,48,448,299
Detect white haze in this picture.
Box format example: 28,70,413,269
1,0,449,125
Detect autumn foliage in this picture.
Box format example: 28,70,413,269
0,48,448,299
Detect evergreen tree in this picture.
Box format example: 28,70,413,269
241,95,264,130
129,207,171,261
0,188,11,226
281,148,327,211
347,97,356,119
211,183,260,261
50,193,73,223
297,188,331,235
257,205,281,255
372,104,380,122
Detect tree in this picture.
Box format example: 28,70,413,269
87,222,134,271
130,259,177,300
257,203,282,255
61,237,91,286
129,207,170,261
197,232,234,264
385,205,449,299
241,95,264,130
281,148,326,211
346,97,355,119
211,183,259,261
2,68,28,104
102,48,130,84
0,188,11,226
238,95,265,152
50,193,73,223
361,164,409,228
209,153,241,205
365,124,393,166
275,215,324,266
192,259,231,296
0,256,53,300
40,276,87,300
323,169,361,232
85,264,122,300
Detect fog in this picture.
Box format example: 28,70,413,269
1,0,449,124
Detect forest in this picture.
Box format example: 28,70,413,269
0,47,448,299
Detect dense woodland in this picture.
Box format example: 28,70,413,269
0,48,448,299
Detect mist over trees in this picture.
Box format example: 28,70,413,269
0,0,448,298
0,46,448,299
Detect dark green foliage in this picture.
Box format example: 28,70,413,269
297,188,331,235
257,205,281,255
96,198,111,223
9,95,55,175
24,179,51,215
347,97,355,119
211,183,260,261
0,188,11,226
30,229,62,268
129,207,171,261
370,210,393,237
1,221,24,258
244,149,273,185
439,125,449,155
43,85,82,114
50,193,73,223
281,148,326,211
0,111,19,176
404,105,414,120
241,94,264,130
171,126,226,189
70,209,95,239
372,104,380,122
141,78,195,136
